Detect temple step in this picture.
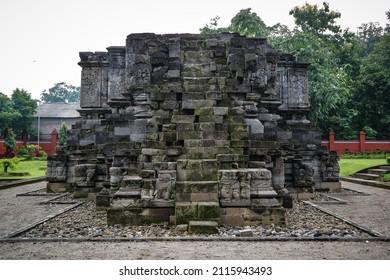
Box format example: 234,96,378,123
368,168,388,175
378,165,390,170
175,201,220,225
353,173,379,180
188,220,219,234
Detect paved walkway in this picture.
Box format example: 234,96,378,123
313,181,390,237
0,181,70,238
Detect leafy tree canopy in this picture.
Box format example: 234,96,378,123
289,2,341,36
385,11,390,34
356,22,384,57
40,82,80,103
0,93,21,134
11,89,37,136
354,34,390,139
229,8,269,38
199,16,229,35
1,89,37,138
200,8,273,38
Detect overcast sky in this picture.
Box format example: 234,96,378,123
0,0,388,100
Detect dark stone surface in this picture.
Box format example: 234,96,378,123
46,33,339,226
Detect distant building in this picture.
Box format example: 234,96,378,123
33,102,81,141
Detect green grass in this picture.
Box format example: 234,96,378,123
0,159,47,179
339,158,387,176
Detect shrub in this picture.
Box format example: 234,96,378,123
39,150,48,158
0,158,20,173
17,146,29,157
342,152,387,159
26,144,41,157
58,122,68,147
24,144,47,159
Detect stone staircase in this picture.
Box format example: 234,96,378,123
170,37,284,233
172,40,227,233
352,165,390,181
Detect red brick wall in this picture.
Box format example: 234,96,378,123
0,129,58,158
321,130,390,155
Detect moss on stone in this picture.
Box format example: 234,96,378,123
175,202,198,225
195,108,214,116
188,220,219,234
198,202,220,219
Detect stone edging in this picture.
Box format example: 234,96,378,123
0,236,388,243
340,176,390,190
0,177,46,190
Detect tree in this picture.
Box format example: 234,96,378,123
200,8,270,38
40,82,80,103
11,88,37,137
289,2,341,36
0,93,21,136
1,89,37,140
58,122,68,147
4,128,17,156
354,34,390,139
199,16,229,35
282,2,364,138
229,8,269,38
356,22,384,57
0,158,20,173
385,11,390,34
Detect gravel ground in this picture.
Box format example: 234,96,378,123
17,195,369,239
0,180,389,259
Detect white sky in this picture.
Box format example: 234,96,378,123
0,0,388,100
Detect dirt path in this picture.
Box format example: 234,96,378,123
0,240,388,260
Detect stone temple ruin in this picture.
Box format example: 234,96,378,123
46,33,340,230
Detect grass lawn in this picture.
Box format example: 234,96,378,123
339,158,388,176
0,159,47,179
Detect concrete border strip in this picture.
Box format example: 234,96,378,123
0,236,388,243
38,193,71,204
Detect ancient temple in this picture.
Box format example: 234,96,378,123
46,33,340,229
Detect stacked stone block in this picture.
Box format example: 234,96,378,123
46,33,340,229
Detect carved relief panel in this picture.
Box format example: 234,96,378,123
288,68,309,109
107,47,126,100
79,52,109,108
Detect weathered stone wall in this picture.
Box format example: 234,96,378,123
47,33,340,227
